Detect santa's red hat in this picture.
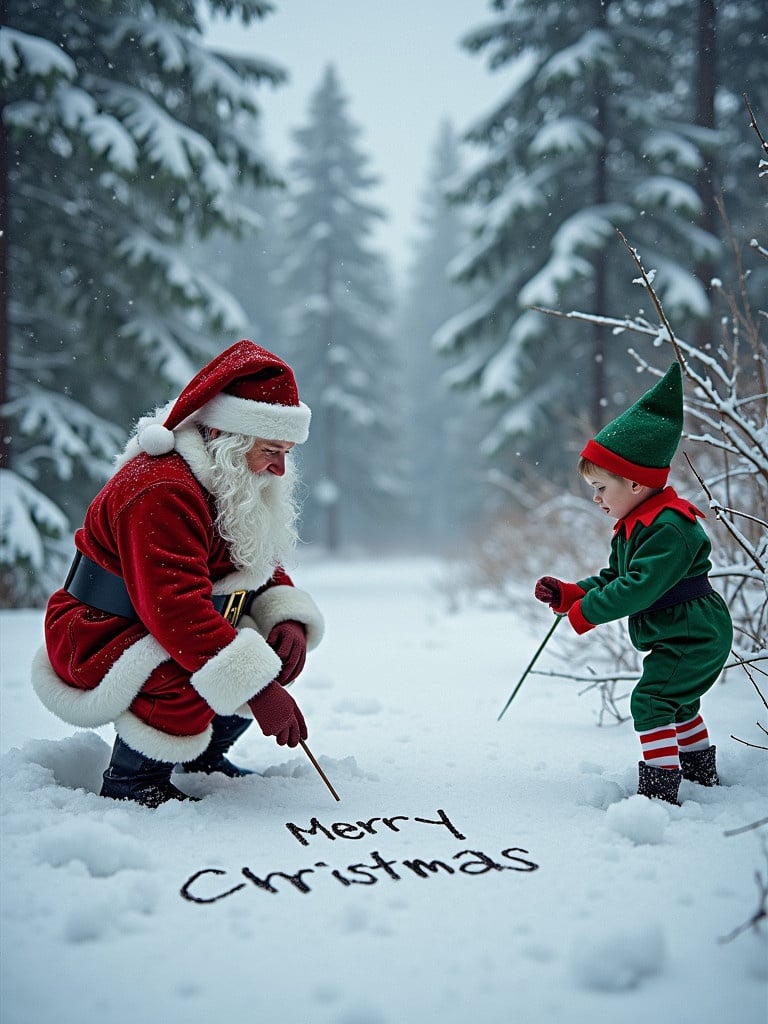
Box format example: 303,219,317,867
138,341,311,456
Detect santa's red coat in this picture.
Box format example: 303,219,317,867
31,426,324,763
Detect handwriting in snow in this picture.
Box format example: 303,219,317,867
179,808,540,904
284,807,465,846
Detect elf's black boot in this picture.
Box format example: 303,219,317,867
178,715,255,778
680,745,720,787
101,737,198,807
637,761,682,805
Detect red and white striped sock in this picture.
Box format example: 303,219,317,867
676,714,711,752
638,724,680,769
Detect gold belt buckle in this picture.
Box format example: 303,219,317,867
221,590,248,626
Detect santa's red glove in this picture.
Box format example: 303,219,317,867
248,681,308,747
534,576,585,614
267,620,307,686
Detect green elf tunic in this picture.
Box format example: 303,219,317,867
567,487,733,732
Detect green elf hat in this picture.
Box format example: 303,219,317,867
580,362,684,488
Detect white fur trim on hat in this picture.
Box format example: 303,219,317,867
198,393,311,444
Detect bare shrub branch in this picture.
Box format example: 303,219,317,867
718,839,768,945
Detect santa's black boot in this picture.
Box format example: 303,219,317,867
178,715,255,778
101,737,198,807
636,761,682,805
680,745,720,787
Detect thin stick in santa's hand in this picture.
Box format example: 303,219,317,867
497,614,564,722
300,739,340,802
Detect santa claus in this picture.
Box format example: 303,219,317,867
31,341,325,807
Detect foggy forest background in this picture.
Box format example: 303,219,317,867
1,0,766,610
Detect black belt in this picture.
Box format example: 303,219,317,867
629,573,714,621
64,552,252,627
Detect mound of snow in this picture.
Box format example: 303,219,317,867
571,923,666,990
606,794,669,844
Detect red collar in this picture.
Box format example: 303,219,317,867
615,487,705,538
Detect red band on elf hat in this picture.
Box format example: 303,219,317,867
580,439,670,488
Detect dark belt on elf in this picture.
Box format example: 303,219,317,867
628,573,714,621
63,551,253,627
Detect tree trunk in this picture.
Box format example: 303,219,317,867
324,400,340,552
591,0,610,430
322,249,340,553
0,93,10,470
694,0,717,348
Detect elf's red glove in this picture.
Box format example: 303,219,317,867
267,620,307,686
248,681,307,747
534,576,585,614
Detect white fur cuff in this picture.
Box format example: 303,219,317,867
190,629,282,715
248,585,325,650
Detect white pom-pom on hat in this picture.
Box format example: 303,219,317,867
138,423,175,456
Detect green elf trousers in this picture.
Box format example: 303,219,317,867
628,592,732,732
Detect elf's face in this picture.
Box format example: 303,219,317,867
585,469,647,520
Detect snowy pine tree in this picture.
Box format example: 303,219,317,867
276,65,398,552
396,120,493,548
439,0,766,484
0,1,283,603
707,1,768,284
187,179,286,351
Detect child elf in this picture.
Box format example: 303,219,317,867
535,362,733,805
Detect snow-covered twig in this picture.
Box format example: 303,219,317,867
683,453,766,574
723,654,768,674
530,666,632,726
718,840,768,944
614,228,685,368
729,652,768,751
725,819,768,837
731,735,768,751
744,94,768,165
532,669,637,684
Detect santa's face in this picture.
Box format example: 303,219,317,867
244,438,295,476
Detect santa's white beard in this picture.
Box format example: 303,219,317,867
206,433,300,574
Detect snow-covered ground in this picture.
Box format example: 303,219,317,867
1,557,766,1024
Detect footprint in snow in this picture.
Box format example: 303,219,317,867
332,698,382,715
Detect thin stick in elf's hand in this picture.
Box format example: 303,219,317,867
300,738,341,802
497,614,564,722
